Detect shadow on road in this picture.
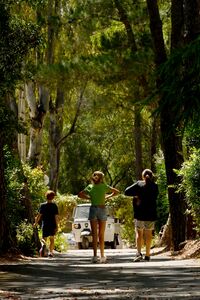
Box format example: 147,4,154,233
0,249,200,299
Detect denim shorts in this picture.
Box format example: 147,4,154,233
135,219,155,230
89,206,107,221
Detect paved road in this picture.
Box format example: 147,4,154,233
0,248,200,299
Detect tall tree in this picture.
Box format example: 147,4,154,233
0,0,40,254
146,0,188,250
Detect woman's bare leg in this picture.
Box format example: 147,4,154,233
98,220,106,258
135,228,144,254
90,220,98,256
144,229,152,257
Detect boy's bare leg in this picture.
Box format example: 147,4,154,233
49,236,55,254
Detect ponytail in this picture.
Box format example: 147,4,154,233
142,169,154,183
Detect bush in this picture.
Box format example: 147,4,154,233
16,221,36,256
22,164,48,212
178,148,200,234
54,233,68,253
55,194,77,232
106,194,135,245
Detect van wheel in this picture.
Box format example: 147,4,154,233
82,237,89,249
111,235,118,249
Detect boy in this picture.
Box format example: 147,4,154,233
34,190,59,257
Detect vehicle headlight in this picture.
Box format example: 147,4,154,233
85,223,88,228
74,223,81,229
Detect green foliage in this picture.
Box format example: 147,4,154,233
106,194,135,245
184,119,200,150
0,1,41,96
0,0,41,165
4,147,26,231
22,164,48,212
4,151,47,253
16,221,35,256
54,233,68,253
58,134,108,194
158,37,200,130
178,148,200,234
55,194,77,232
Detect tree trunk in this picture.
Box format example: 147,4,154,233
158,214,172,249
25,82,49,167
49,88,64,192
184,0,200,43
146,0,187,250
160,111,186,250
134,107,143,179
171,0,184,49
150,115,159,173
18,89,26,162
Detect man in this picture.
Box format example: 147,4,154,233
34,190,59,258
125,169,158,262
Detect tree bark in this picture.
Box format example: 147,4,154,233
171,0,184,49
184,0,200,43
146,0,187,250
18,89,26,162
25,82,49,167
150,115,159,173
134,107,143,179
49,87,64,192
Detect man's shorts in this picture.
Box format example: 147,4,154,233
89,206,107,221
135,219,155,230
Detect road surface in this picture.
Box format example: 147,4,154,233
0,248,200,299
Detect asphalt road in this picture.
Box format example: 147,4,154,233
0,248,200,300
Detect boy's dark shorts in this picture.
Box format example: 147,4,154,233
42,226,56,238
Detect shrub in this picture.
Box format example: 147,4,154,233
106,194,135,245
178,148,200,234
54,233,68,253
16,221,36,256
55,194,77,232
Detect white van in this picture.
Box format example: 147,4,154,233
72,203,121,249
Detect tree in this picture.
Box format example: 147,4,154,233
146,0,186,251
0,0,40,254
146,0,200,250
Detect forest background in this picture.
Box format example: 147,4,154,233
1,0,200,256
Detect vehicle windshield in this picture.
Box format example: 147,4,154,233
74,205,90,219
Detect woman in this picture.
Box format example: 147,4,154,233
125,169,158,262
78,171,119,263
